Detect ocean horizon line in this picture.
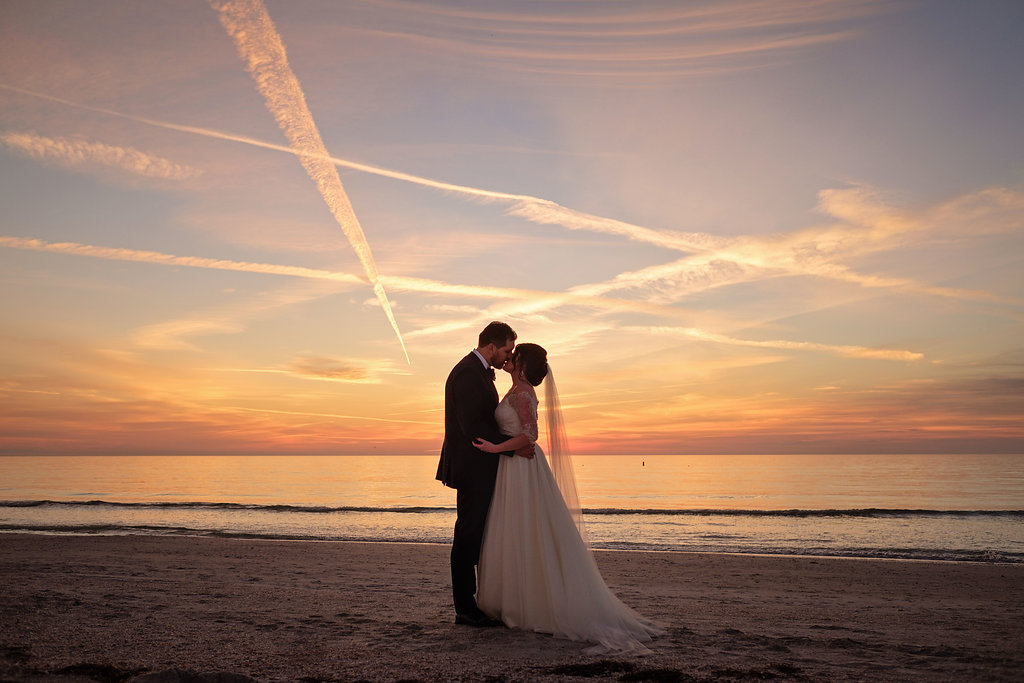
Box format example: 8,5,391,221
3,499,1022,518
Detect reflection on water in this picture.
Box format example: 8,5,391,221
574,453,1024,511
3,453,1022,510
1,454,1022,562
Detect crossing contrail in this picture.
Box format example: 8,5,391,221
0,236,366,285
207,0,409,363
0,81,717,254
0,235,699,320
4,82,1017,315
1,235,924,362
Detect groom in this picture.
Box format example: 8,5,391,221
436,321,533,627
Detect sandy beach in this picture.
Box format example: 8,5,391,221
0,534,1021,682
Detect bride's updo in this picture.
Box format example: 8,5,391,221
512,343,548,387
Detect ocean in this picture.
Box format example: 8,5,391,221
1,454,1022,563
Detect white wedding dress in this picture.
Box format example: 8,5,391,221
477,387,662,653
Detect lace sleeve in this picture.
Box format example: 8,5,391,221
509,390,538,443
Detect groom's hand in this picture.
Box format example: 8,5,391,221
515,444,535,460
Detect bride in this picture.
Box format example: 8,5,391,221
472,343,662,653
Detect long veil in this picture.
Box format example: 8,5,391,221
544,368,587,542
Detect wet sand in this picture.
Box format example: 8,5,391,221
1,534,1021,681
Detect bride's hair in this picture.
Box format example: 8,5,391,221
512,343,548,387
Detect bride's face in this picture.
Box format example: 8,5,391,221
502,356,516,375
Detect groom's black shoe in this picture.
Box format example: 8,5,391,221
455,610,502,628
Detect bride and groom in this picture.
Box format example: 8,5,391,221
436,321,661,653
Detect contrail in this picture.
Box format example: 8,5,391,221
207,0,408,363
643,326,924,362
0,82,717,253
0,235,699,320
0,130,201,180
0,234,940,364
3,84,1018,310
0,236,366,286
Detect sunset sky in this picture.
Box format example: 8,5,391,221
1,0,1022,456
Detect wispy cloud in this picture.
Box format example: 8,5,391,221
208,0,408,362
229,405,436,426
4,1,1018,457
133,318,245,352
361,0,885,32
1,80,1018,372
4,88,1018,363
276,354,414,383
0,327,434,454
0,129,201,180
404,183,1024,341
0,82,845,305
0,235,703,324
215,355,398,384
8,68,1018,317
500,184,1024,318
8,233,921,365
285,355,374,383
643,325,923,361
6,80,953,298
350,0,887,79
0,236,366,286
131,283,342,351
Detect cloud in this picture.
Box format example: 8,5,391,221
520,184,1024,309
132,281,346,351
507,199,728,252
643,326,923,361
16,81,1013,310
403,183,1024,342
228,405,435,426
208,0,408,362
0,236,366,287
923,186,1024,237
11,81,1018,303
217,355,400,384
348,0,888,80
362,0,884,32
0,129,202,180
0,235,695,320
285,356,373,383
0,328,435,454
133,318,244,352
2,85,1019,370
13,81,988,303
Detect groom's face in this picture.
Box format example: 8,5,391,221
492,339,515,368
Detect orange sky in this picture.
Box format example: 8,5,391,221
1,0,1022,455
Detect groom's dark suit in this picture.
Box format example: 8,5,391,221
436,351,512,615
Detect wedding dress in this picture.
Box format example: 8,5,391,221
476,383,662,653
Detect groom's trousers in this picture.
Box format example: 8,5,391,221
451,481,495,614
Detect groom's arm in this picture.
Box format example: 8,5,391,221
513,444,535,459
451,368,509,449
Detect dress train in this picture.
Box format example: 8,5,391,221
477,390,662,653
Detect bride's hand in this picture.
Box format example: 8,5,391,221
473,438,497,453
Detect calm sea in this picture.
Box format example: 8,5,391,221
1,454,1022,563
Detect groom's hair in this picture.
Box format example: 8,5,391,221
478,321,516,349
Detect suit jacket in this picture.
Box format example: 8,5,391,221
436,352,510,490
